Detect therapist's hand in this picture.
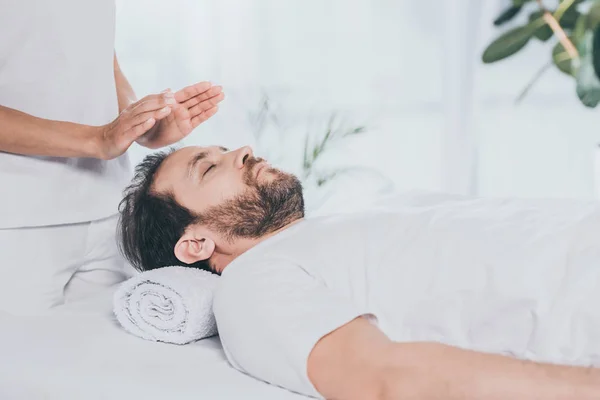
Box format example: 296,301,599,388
94,92,175,160
136,82,225,149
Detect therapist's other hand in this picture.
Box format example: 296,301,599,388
136,82,225,149
94,92,175,160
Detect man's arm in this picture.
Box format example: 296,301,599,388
308,317,600,400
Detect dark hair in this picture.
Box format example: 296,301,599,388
117,149,211,272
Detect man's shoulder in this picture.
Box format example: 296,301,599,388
223,255,299,276
214,256,315,311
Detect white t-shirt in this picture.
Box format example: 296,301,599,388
213,197,600,398
0,0,130,228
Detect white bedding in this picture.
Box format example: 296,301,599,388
5,190,598,399
0,190,443,400
0,288,308,400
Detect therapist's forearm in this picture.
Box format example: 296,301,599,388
0,105,98,158
382,342,600,399
114,53,137,113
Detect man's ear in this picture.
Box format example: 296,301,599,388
174,229,216,265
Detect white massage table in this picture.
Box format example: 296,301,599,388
0,191,466,399
0,288,308,400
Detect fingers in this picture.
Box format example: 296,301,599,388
188,92,225,117
120,91,175,131
175,81,212,103
180,85,223,109
129,106,172,127
191,106,219,129
130,92,176,114
124,117,156,143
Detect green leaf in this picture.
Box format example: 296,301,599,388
494,6,522,26
513,0,533,5
343,126,366,138
573,13,588,45
554,0,581,24
593,26,600,80
482,23,538,63
535,26,553,41
302,134,311,171
316,171,339,187
588,2,600,30
312,146,319,161
576,31,600,108
552,40,575,75
529,11,553,41
560,8,581,30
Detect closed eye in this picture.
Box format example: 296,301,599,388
203,164,215,178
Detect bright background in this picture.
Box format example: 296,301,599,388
115,0,600,212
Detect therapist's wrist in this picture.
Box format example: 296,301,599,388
86,123,128,161
81,125,107,159
78,125,101,158
43,119,106,159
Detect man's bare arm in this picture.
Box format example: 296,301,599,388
308,317,600,400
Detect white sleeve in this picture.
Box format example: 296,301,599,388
213,260,368,399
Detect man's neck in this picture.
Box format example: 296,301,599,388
211,218,304,273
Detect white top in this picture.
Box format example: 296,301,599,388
214,197,600,398
0,0,130,228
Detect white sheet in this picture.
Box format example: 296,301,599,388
0,288,308,400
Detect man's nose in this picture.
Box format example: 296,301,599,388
233,146,254,169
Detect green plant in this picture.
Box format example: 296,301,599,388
483,0,600,107
249,93,368,187
302,113,366,186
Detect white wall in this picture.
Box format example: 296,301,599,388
115,0,600,202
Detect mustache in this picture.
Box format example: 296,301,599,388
243,156,266,185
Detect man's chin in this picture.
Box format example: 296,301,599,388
259,167,280,181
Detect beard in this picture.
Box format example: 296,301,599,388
198,157,305,242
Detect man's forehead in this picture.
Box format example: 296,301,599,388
170,146,208,163
180,145,228,157
153,146,207,190
155,145,228,185
166,145,226,166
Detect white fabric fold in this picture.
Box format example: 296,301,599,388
113,266,219,344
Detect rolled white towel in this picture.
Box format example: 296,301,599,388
113,266,219,345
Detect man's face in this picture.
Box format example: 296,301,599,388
153,145,304,241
